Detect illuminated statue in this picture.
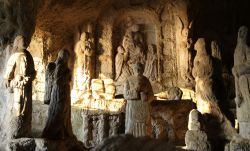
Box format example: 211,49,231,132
232,26,250,139
176,17,193,86
75,32,94,90
144,44,158,81
4,35,36,138
124,62,154,137
192,38,216,106
185,109,210,151
193,38,236,139
42,49,74,139
115,46,132,95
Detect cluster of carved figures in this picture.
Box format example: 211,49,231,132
3,24,250,150
3,35,74,140
115,19,158,95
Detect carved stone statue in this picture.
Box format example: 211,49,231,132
192,38,216,105
75,32,94,90
185,109,210,151
115,46,132,95
144,44,158,81
232,26,250,139
193,38,236,139
211,40,221,61
124,62,154,137
42,49,74,139
177,17,193,86
115,19,146,95
4,35,36,139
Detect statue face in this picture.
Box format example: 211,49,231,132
181,28,189,38
131,24,140,32
80,32,87,41
148,44,155,54
194,38,205,52
13,35,25,50
238,26,248,40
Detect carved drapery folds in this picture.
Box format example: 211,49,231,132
42,49,74,139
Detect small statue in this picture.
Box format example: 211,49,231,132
177,16,194,86
185,109,210,151
124,62,154,137
144,44,158,81
4,35,36,139
42,49,74,139
232,26,250,139
75,32,94,90
211,40,222,61
115,46,132,95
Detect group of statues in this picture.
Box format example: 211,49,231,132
3,33,155,141
74,31,94,92
115,19,158,95
3,23,250,148
190,25,250,145
4,35,73,140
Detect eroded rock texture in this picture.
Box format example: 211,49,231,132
2,0,250,150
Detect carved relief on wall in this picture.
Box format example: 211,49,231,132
175,15,194,88
114,17,160,95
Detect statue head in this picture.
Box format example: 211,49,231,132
57,49,70,63
131,24,140,32
13,35,25,50
80,32,88,41
148,44,156,54
188,109,200,130
126,16,133,28
133,62,144,76
194,38,206,54
181,28,189,38
117,46,125,54
238,26,248,42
